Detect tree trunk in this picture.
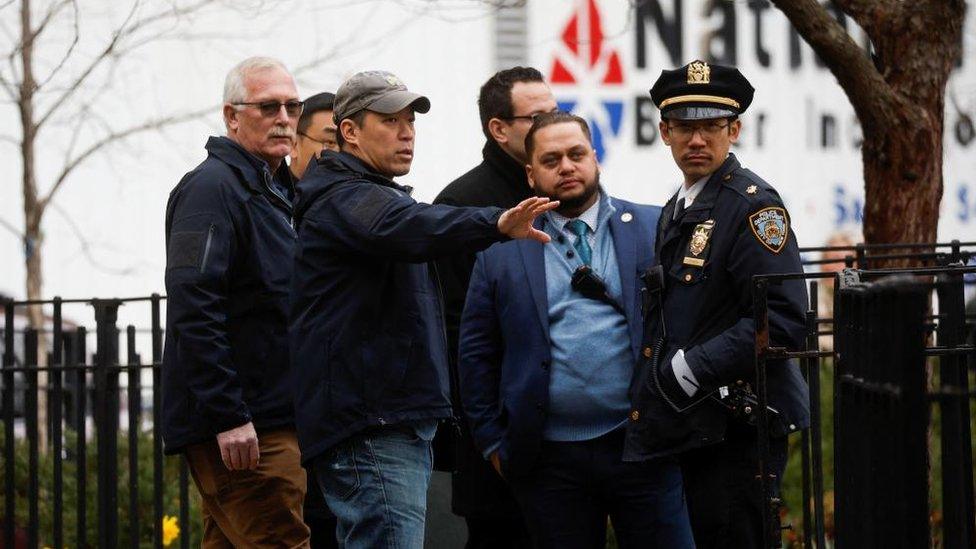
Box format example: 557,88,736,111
18,0,49,454
858,1,960,265
771,0,965,266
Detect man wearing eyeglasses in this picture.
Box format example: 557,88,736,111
623,61,810,548
432,66,556,549
163,56,310,547
290,91,338,179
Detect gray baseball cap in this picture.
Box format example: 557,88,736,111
333,70,431,123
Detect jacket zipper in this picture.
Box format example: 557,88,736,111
200,224,215,274
262,172,295,228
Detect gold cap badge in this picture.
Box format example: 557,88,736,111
687,61,710,84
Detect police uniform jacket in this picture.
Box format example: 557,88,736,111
623,153,810,461
162,136,298,454
289,150,507,466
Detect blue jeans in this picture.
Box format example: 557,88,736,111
312,421,436,549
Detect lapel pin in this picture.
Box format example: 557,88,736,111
746,185,758,194
621,212,633,223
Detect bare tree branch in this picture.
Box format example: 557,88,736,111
38,105,213,211
59,101,87,160
0,70,15,99
30,0,72,41
34,0,78,92
0,0,17,11
48,201,141,276
770,0,899,132
33,0,140,130
0,216,22,239
831,0,895,27
831,0,900,51
33,0,220,130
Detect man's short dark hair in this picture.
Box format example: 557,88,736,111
478,66,545,140
524,111,592,160
336,109,368,150
298,92,335,134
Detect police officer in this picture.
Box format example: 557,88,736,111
623,61,810,548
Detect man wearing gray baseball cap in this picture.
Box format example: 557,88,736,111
290,70,559,548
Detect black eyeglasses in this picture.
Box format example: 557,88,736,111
665,121,732,141
299,131,338,152
232,100,305,118
504,108,561,123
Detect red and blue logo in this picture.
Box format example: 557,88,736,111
549,0,625,161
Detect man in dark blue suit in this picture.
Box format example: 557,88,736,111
458,112,694,549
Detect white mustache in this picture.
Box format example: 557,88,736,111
269,127,295,139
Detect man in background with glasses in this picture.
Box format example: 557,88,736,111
623,61,809,548
290,91,338,180
432,66,556,549
163,56,310,547
290,89,341,549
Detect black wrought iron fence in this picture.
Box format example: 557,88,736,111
753,241,976,548
2,240,975,548
1,295,195,548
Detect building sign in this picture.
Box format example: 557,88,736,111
529,0,975,247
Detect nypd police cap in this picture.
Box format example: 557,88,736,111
650,60,754,121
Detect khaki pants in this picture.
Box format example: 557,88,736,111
185,428,311,548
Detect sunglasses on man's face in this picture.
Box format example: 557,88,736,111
233,100,305,118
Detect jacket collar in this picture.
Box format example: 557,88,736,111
316,150,414,195
482,140,530,195
656,153,741,259
205,136,295,200
681,153,740,221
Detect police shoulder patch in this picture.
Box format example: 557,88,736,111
748,207,789,253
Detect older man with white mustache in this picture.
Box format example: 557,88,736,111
162,57,311,547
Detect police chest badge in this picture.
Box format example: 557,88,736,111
683,220,715,267
749,207,789,253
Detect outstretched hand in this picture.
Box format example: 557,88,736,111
497,197,560,243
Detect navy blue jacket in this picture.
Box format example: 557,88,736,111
624,154,810,461
459,197,661,478
290,151,508,465
162,136,297,454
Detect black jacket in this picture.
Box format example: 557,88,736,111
434,140,534,375
432,140,533,518
162,136,297,454
624,154,810,461
290,150,507,466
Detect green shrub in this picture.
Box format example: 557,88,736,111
0,423,202,547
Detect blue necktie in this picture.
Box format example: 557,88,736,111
567,219,592,266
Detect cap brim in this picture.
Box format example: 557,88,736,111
367,91,431,114
663,106,737,120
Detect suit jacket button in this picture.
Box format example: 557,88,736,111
642,347,652,358
541,360,550,370
684,274,693,282
630,410,640,421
